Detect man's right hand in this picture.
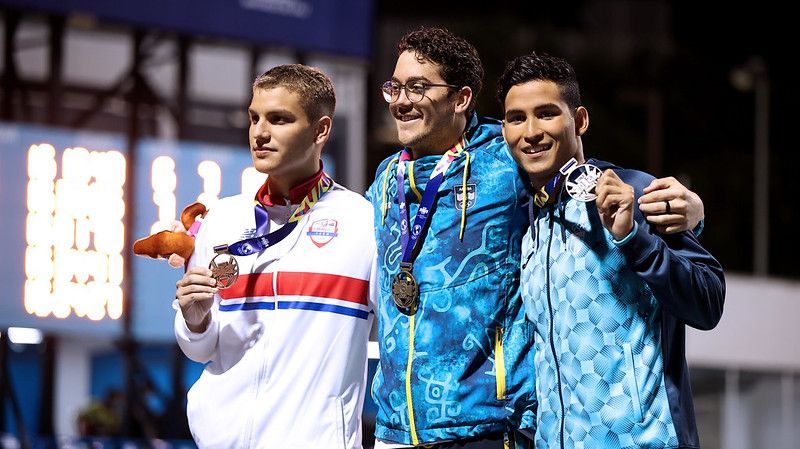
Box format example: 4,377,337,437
176,266,218,333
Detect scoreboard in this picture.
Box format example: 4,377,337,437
0,122,334,341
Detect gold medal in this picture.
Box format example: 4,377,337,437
391,265,419,313
209,253,239,289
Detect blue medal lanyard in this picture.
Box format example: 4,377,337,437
396,137,465,267
215,172,334,256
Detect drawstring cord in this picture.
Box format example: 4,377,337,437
380,157,399,226
558,188,567,245
458,151,471,240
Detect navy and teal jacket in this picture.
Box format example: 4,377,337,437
521,158,725,449
366,114,536,445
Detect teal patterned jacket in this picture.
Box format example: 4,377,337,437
366,114,536,445
521,159,724,449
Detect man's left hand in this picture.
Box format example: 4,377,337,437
638,177,704,234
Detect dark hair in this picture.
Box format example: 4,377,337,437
253,64,335,121
397,26,483,115
495,52,581,112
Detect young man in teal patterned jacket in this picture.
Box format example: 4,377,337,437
367,27,534,448
497,51,724,449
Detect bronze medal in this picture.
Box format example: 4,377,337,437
209,253,239,289
391,268,419,312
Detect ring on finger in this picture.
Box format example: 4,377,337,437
664,200,671,214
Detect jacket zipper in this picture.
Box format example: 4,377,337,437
544,211,566,449
403,163,420,445
405,314,419,445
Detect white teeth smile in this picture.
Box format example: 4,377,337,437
523,145,549,154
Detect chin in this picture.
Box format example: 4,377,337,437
523,162,555,183
397,133,419,148
396,124,423,143
252,161,275,174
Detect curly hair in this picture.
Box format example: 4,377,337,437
253,64,335,121
397,27,483,115
495,52,581,112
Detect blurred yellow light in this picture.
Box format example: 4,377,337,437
197,160,221,208
27,179,55,214
150,156,177,234
25,143,126,321
27,144,56,181
26,212,53,246
107,285,123,320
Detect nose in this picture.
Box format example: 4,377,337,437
523,120,542,143
393,87,414,109
251,120,270,143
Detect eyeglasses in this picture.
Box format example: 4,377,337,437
381,80,460,103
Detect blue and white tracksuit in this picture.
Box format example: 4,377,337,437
366,114,536,445
520,158,725,449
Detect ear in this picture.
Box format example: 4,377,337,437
453,86,473,115
314,115,333,145
501,118,507,141
574,106,589,136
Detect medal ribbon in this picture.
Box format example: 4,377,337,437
220,172,334,256
396,137,465,264
532,158,579,208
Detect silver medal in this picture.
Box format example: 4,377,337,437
564,163,602,202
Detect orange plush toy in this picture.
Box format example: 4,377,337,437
133,202,208,267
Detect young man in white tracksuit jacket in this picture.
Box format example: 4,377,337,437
174,64,378,449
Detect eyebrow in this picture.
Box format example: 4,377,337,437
248,108,296,117
390,76,433,84
504,102,561,113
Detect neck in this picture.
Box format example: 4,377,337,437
531,153,585,191
268,164,321,199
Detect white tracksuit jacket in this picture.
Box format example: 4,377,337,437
174,183,378,449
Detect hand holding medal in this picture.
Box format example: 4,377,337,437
546,158,634,239
175,265,220,333
594,168,635,240
209,245,240,289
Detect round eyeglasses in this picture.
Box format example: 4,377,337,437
381,80,460,103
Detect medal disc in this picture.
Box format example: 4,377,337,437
391,270,419,311
564,163,602,202
209,253,239,289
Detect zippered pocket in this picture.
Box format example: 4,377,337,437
333,396,347,448
622,342,644,422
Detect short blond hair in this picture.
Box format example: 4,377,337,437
253,64,335,121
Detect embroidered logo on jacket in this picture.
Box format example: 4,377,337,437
452,184,477,210
307,219,338,248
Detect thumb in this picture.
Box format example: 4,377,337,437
168,254,186,268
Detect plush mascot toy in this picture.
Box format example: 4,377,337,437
133,202,207,268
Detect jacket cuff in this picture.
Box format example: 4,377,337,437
173,300,215,341
611,221,638,246
693,218,705,237
615,220,660,265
